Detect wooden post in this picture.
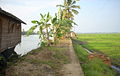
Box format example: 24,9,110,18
0,19,2,51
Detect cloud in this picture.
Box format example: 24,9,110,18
1,0,63,18
1,0,63,30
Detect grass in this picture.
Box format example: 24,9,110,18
77,33,120,67
6,40,70,76
73,41,116,76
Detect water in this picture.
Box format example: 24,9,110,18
111,65,120,73
15,35,40,56
83,47,120,73
83,48,93,54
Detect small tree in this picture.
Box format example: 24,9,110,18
27,13,52,46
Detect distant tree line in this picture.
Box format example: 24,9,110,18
22,29,38,35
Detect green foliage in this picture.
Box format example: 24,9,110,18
77,33,120,67
72,9,79,14
71,5,80,9
51,13,77,44
73,42,116,76
27,13,52,46
28,0,80,46
40,42,46,47
57,0,80,20
27,25,37,36
82,58,116,76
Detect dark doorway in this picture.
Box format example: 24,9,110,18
0,19,2,49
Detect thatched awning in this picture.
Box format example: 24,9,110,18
0,8,26,24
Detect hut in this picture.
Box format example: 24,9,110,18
69,31,77,38
0,8,26,61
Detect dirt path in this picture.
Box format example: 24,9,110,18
62,39,84,76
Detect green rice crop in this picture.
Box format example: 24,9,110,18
72,41,116,76
77,33,120,66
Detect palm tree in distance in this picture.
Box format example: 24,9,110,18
57,0,80,20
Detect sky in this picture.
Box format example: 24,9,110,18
0,0,120,33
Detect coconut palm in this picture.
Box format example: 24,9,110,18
57,0,80,20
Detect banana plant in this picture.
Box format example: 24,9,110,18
51,13,77,44
27,12,52,46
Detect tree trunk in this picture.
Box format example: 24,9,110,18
46,27,50,46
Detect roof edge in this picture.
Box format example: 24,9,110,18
0,8,26,24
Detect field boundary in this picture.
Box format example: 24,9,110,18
62,39,84,76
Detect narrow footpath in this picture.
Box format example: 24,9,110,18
62,39,84,76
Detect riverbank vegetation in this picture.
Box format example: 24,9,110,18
27,0,80,46
72,41,116,76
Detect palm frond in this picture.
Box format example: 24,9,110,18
31,20,38,24
71,5,80,9
47,12,50,18
72,9,79,15
72,1,76,5
75,0,80,1
56,5,65,7
64,0,67,6
40,13,44,18
31,20,41,25
52,16,57,24
44,15,46,18
67,0,72,6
